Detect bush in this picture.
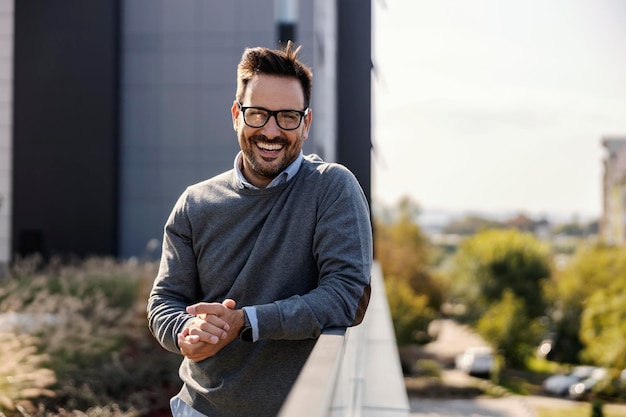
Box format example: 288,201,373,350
413,359,441,377
0,256,180,417
0,332,55,411
385,277,436,346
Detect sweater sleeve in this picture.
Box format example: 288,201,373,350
147,190,201,354
254,165,373,340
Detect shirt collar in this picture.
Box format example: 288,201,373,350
234,151,303,190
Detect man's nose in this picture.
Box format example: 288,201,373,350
262,114,283,136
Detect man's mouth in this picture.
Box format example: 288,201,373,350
256,142,284,152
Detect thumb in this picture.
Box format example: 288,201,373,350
222,298,236,309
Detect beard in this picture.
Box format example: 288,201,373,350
241,133,301,180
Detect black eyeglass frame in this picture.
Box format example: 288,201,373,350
237,102,310,131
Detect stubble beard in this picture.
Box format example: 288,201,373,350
243,134,292,180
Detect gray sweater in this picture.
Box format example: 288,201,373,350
148,154,372,417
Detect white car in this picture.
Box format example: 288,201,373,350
543,365,597,396
455,346,494,376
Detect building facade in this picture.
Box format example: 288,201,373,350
3,0,371,263
601,136,626,245
0,0,12,265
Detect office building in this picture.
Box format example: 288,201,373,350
1,1,370,263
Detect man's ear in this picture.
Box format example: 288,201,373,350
231,100,240,131
302,108,312,139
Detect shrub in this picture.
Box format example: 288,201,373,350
0,256,180,417
0,332,55,412
413,359,441,377
385,277,436,346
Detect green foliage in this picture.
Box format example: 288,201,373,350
413,359,441,377
579,286,626,370
546,244,626,365
0,256,180,417
476,290,545,368
451,229,551,321
375,198,444,346
385,278,436,345
375,197,447,309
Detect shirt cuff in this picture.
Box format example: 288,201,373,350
242,306,259,342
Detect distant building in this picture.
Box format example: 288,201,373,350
601,136,626,245
1,1,371,263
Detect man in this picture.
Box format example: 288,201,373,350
148,42,372,417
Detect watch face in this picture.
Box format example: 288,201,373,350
240,326,253,342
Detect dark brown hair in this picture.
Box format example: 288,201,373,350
236,41,313,108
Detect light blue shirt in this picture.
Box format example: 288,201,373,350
233,150,304,341
234,150,303,190
171,397,207,417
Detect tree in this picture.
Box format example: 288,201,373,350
579,283,626,370
546,244,626,364
375,197,443,346
451,229,551,322
385,278,436,346
476,289,544,368
375,197,443,309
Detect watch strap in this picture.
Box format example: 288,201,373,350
239,310,253,342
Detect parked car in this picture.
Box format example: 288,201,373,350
543,365,597,396
568,367,608,400
455,346,494,377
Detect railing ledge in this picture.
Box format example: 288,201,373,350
278,262,410,417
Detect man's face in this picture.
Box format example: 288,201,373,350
231,74,312,188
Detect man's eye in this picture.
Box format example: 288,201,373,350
248,109,267,117
281,112,299,121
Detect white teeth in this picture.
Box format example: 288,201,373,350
257,142,283,151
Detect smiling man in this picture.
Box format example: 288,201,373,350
147,42,373,417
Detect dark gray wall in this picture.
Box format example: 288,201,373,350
337,0,371,205
12,1,120,258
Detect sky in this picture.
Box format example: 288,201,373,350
372,0,626,221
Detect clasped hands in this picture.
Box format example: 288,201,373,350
178,298,245,362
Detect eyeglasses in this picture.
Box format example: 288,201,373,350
238,103,309,131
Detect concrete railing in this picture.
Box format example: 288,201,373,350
278,262,410,417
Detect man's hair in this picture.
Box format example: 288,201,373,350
236,41,313,108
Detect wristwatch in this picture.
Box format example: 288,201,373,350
239,310,253,342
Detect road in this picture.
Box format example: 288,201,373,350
405,320,626,417
405,319,539,416
410,397,537,417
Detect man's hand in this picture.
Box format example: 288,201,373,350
178,299,245,362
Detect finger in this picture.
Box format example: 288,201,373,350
185,334,201,343
178,332,197,355
178,328,192,344
187,302,225,316
222,299,236,309
179,339,212,362
188,327,222,344
202,314,230,332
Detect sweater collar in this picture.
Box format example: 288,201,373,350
233,151,304,190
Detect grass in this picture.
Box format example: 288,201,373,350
534,404,626,417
